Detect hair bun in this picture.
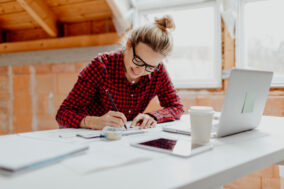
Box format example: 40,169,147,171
154,15,175,32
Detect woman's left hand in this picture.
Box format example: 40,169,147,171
130,113,157,129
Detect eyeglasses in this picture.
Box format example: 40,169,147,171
132,43,160,73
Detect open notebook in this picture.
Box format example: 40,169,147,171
76,122,146,139
0,135,88,176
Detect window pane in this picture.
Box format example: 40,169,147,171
244,0,284,77
140,6,217,86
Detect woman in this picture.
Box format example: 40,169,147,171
56,15,184,130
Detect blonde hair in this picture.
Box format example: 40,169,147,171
125,15,175,56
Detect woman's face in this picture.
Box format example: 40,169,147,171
124,42,165,81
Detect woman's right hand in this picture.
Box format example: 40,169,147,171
80,111,127,130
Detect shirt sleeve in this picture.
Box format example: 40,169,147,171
55,58,106,128
147,64,184,123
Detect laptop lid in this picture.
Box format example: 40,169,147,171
216,69,273,137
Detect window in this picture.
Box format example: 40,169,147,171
136,1,222,88
237,0,284,87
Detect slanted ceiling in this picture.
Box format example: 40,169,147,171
0,0,120,53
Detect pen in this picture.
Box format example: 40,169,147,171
105,89,127,130
76,134,105,139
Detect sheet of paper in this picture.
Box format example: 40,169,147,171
19,129,101,144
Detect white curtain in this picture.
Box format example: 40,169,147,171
219,0,238,38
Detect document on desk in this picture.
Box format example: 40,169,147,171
19,128,102,144
0,135,88,175
19,123,145,143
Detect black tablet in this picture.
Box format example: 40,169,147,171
131,138,212,157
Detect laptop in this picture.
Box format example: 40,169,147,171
162,68,273,138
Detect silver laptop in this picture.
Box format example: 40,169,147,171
163,69,273,138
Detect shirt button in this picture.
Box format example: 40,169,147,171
128,110,131,113
131,94,134,97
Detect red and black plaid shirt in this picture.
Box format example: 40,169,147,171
56,50,184,128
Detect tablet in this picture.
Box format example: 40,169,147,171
131,138,213,157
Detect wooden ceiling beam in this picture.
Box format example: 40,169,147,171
16,0,58,37
0,32,119,53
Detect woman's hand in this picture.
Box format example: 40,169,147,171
81,111,127,130
130,113,157,129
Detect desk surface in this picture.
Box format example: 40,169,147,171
1,116,284,189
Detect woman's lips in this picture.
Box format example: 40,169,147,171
131,67,139,76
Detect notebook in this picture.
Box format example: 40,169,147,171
0,134,88,176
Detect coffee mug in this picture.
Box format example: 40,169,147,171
189,106,214,145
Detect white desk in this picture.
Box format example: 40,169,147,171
1,116,284,189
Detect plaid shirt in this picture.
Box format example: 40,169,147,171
56,50,184,128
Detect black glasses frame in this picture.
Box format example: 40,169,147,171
131,43,160,73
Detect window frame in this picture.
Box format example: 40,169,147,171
135,0,222,89
236,0,284,88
